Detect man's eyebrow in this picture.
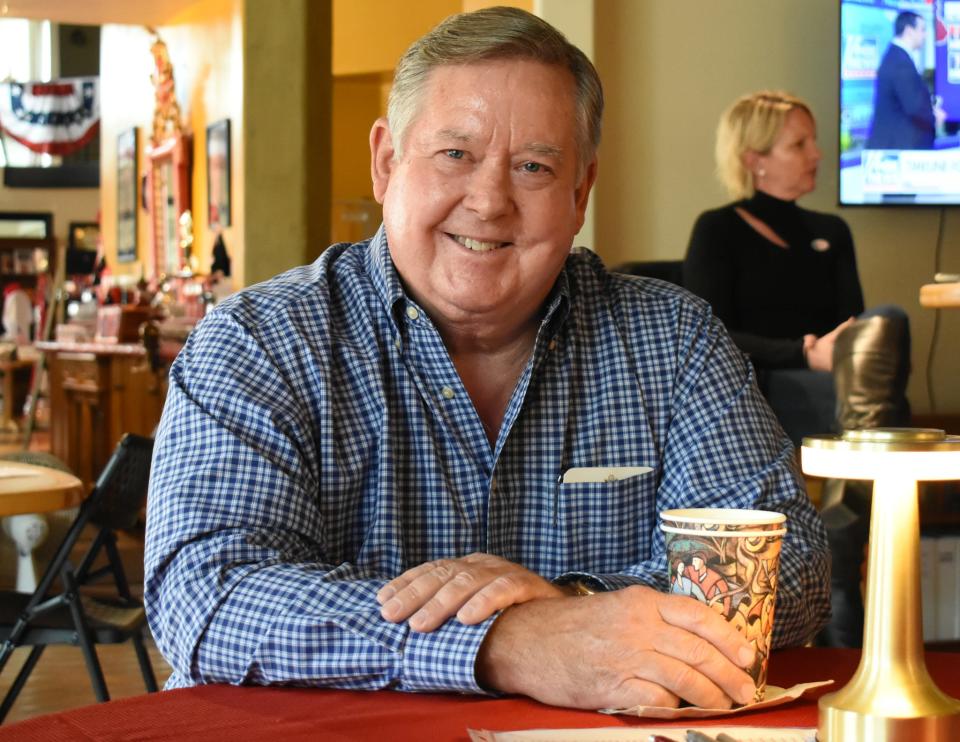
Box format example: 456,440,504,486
525,142,563,159
435,128,472,144
432,130,564,159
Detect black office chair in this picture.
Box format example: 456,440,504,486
0,434,158,723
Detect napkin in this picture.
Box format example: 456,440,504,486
468,725,817,741
603,680,833,718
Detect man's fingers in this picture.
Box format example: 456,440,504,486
379,554,558,630
408,571,485,631
379,560,457,621
656,593,756,671
651,624,755,706
455,575,527,624
377,560,438,603
638,651,734,709
603,676,679,711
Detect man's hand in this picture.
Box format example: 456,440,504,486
377,552,565,632
477,585,757,711
934,101,947,129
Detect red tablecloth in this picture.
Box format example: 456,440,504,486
2,648,959,741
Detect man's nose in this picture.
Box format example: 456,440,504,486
463,161,513,220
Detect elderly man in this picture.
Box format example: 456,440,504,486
146,6,829,712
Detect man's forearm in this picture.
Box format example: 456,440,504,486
149,540,494,692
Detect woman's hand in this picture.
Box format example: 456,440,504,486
804,317,855,372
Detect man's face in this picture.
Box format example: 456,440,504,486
370,59,596,331
905,18,927,50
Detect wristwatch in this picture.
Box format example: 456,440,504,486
555,575,604,596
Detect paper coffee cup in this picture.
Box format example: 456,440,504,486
660,507,785,532
660,512,786,702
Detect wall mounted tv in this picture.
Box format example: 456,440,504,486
840,0,960,205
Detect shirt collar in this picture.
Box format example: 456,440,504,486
364,224,408,318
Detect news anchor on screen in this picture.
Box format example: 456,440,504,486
867,10,947,150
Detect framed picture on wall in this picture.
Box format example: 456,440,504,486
206,118,231,229
116,127,139,263
66,221,100,274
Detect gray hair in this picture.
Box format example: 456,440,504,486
715,90,814,199
386,6,603,176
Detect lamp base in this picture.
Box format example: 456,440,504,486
819,694,960,741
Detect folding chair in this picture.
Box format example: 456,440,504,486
0,434,158,722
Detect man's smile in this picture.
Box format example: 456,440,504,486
450,233,513,252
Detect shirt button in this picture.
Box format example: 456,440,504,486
406,306,419,321
441,386,455,399
548,339,557,351
394,338,401,350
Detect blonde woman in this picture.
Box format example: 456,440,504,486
683,90,909,446
684,91,911,648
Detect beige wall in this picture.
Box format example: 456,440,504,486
593,0,960,415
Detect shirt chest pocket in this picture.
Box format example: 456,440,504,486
556,471,657,573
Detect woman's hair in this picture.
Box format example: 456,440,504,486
386,6,603,178
715,90,813,199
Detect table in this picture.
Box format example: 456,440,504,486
0,461,84,518
1,648,958,741
0,461,84,592
35,341,167,490
920,281,960,309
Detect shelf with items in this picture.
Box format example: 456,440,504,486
0,236,53,282
0,212,56,344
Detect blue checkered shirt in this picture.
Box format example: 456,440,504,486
145,227,830,693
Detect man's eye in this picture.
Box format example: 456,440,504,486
445,149,464,159
521,162,544,173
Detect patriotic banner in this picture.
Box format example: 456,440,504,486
0,76,99,156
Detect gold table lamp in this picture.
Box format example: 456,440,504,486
802,428,960,741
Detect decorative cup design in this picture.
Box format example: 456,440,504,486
660,513,786,703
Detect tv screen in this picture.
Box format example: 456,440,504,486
840,0,960,205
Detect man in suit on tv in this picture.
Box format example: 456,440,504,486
867,11,946,150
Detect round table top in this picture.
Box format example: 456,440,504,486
0,461,84,516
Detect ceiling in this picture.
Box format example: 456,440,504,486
0,0,200,26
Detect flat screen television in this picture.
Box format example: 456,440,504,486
839,0,960,205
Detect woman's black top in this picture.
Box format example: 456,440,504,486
683,190,864,369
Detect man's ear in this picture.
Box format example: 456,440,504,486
370,117,396,205
574,158,598,231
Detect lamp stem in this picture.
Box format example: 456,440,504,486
861,476,926,690
818,475,960,739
